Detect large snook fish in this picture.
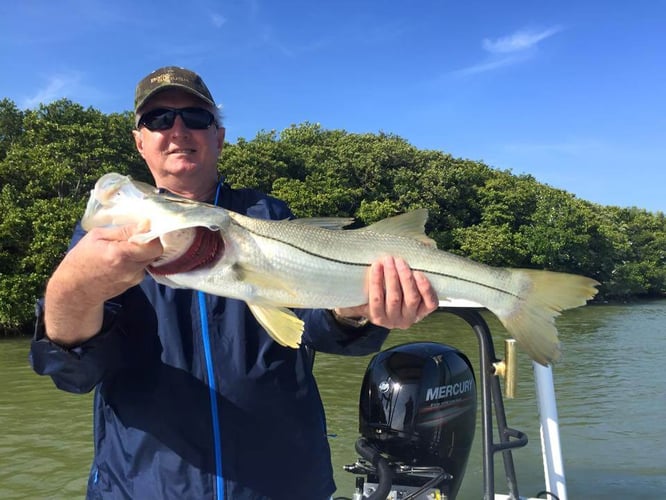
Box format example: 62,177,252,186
82,173,599,365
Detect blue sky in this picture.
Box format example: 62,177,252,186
1,1,665,212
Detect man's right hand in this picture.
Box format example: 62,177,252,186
43,224,163,347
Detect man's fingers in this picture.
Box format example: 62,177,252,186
337,256,438,330
377,257,438,329
367,259,387,322
89,225,163,264
394,257,424,316
382,256,404,320
413,270,439,321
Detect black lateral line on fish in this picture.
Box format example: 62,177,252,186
240,224,518,299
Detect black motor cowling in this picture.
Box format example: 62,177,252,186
358,342,477,498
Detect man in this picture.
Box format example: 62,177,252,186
30,66,438,499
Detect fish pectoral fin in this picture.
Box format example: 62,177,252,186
289,217,355,230
248,304,304,348
360,208,437,247
237,266,300,300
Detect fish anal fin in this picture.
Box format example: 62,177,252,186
248,304,304,348
361,209,437,247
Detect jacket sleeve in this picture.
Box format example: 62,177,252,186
29,299,128,394
298,308,390,356
28,223,130,394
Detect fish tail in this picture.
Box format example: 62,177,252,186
494,270,599,365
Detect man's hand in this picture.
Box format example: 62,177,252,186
44,224,163,346
60,224,163,301
334,255,439,329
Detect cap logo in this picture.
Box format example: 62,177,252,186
151,73,197,85
150,74,174,84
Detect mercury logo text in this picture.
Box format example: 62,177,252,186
425,379,474,401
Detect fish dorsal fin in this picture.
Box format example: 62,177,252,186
248,304,304,348
289,217,355,230
361,208,437,247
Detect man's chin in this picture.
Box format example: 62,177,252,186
166,159,200,173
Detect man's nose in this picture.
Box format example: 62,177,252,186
170,115,190,135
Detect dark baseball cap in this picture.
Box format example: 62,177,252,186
134,66,216,113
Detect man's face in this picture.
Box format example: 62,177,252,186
133,89,225,190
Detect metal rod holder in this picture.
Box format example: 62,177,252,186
493,339,518,399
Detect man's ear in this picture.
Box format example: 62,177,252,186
133,129,146,158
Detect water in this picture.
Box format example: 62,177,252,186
0,339,92,498
2,303,665,499
319,302,666,499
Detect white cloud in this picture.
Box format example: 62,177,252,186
452,26,563,76
23,73,82,108
21,71,109,109
482,26,563,54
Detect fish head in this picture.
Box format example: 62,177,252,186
82,173,231,264
82,173,157,230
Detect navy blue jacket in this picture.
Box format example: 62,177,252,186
30,182,389,499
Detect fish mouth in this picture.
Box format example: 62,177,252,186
148,227,223,275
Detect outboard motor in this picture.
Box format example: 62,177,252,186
346,342,477,499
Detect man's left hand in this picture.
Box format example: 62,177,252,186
334,255,439,329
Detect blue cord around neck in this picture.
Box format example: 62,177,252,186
198,180,224,499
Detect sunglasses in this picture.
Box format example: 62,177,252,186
138,107,217,131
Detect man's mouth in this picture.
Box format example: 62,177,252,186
168,148,196,155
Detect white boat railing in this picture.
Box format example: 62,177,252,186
534,362,567,500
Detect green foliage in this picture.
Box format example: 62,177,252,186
519,188,594,272
454,223,526,267
1,99,665,333
597,207,666,298
356,199,402,224
0,99,141,334
0,98,23,161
